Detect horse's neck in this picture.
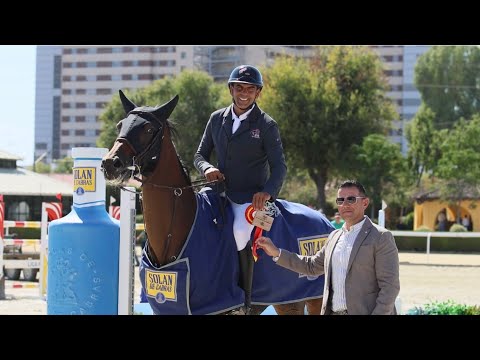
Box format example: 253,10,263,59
142,133,196,266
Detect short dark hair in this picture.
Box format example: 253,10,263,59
339,180,367,197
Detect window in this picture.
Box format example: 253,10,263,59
8,201,30,221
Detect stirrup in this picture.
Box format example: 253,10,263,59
243,305,252,315
224,306,248,315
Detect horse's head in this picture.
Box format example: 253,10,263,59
101,90,179,184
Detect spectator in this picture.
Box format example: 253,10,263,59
396,217,408,230
462,215,471,231
330,212,345,230
135,230,147,266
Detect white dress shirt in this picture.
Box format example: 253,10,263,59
331,217,366,312
231,104,255,134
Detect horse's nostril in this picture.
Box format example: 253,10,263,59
113,157,123,169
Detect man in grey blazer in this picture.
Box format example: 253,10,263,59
257,180,400,315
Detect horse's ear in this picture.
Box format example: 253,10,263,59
153,95,179,120
119,90,137,114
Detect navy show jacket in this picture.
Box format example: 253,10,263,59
194,104,287,204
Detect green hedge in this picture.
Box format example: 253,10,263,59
407,300,480,315
394,235,480,252
5,227,41,239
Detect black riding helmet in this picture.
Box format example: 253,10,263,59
228,65,263,88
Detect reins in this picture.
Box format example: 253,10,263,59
118,178,220,196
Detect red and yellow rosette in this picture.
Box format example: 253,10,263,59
245,204,263,262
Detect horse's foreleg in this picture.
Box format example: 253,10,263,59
305,298,323,315
274,301,306,315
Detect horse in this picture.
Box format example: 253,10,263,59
102,90,334,315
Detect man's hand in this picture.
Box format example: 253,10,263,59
252,191,271,211
256,236,280,257
204,167,225,182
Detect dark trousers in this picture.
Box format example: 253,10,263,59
238,243,254,312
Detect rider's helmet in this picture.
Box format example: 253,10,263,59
227,65,263,88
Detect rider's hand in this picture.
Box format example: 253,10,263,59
204,167,225,182
252,191,271,211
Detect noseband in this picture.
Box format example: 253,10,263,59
117,110,166,179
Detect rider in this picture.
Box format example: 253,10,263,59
194,65,287,314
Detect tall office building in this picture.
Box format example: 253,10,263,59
34,46,62,165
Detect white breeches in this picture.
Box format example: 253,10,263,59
228,199,255,251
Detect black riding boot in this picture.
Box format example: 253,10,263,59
238,244,254,315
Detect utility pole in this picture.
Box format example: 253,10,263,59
33,151,48,172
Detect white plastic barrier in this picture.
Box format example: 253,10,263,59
391,230,480,264
118,187,136,315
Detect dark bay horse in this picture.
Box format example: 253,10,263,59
102,90,329,315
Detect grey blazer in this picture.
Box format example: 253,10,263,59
277,216,400,315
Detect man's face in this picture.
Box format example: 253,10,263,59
336,186,369,226
230,83,260,113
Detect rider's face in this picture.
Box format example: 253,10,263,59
230,83,261,114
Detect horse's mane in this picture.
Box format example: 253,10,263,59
168,121,192,186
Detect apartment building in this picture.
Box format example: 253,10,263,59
194,46,314,82
35,45,195,162
370,45,430,154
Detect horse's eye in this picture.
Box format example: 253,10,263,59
146,127,154,134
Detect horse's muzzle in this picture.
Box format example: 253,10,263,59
101,156,124,180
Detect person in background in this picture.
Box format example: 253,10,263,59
330,212,345,230
194,65,287,314
462,214,471,231
134,230,147,266
256,180,400,315
437,211,447,231
396,217,408,230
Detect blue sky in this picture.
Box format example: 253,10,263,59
0,45,36,166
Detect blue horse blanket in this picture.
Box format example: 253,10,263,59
139,190,334,315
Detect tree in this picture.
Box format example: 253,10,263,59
350,134,408,219
436,115,480,221
405,104,439,186
259,46,396,209
53,157,73,173
97,70,229,174
32,162,51,173
415,46,480,130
